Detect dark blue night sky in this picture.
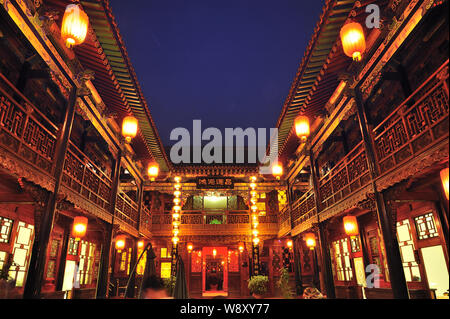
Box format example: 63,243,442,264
109,0,325,146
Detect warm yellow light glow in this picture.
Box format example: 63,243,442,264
172,229,179,236
340,22,366,61
173,198,181,205
250,176,257,182
173,221,180,227
213,249,217,257
441,168,449,200
61,4,89,48
115,235,126,251
173,205,181,212
253,221,259,228
172,237,179,245
72,216,88,239
250,183,257,190
174,183,182,190
174,190,181,198
250,198,257,205
343,216,359,237
250,190,258,197
187,243,194,252
272,164,283,179
137,240,145,248
253,237,260,245
287,240,293,249
304,233,316,250
148,163,159,179
172,213,180,219
251,205,258,212
174,176,182,183
295,115,310,143
122,116,138,142
238,244,244,253
252,229,259,237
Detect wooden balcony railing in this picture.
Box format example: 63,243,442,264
140,206,152,235
374,60,449,174
0,71,119,224
319,142,371,210
62,143,112,211
291,189,316,228
116,191,139,228
0,71,58,175
278,205,291,236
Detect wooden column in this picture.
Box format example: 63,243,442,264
55,219,71,291
292,237,303,295
354,87,410,299
96,149,122,299
125,237,138,298
23,87,77,299
309,150,336,298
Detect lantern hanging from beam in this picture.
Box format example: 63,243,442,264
122,116,138,143
238,243,244,253
187,243,194,253
340,22,366,61
343,215,359,237
295,115,310,143
61,4,89,48
272,164,283,180
72,216,88,239
115,235,126,251
287,240,293,249
148,163,159,180
441,167,449,200
304,233,316,250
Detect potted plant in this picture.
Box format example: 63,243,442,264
247,275,269,299
163,276,176,296
276,267,293,299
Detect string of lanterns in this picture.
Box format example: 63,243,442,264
249,176,260,247
172,176,182,247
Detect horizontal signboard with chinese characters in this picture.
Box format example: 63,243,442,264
196,177,234,189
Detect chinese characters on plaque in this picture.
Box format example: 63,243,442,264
196,177,234,189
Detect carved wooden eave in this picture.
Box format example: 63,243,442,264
375,139,449,193
291,216,316,237
319,183,375,223
0,146,55,193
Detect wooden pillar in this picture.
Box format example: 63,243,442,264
354,87,410,299
309,150,336,298
125,237,138,298
23,87,77,299
292,237,303,295
55,218,71,291
96,149,122,299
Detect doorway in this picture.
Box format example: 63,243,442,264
202,247,228,297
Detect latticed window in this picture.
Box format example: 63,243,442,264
9,222,34,287
397,219,421,282
331,238,353,282
414,213,439,240
0,216,13,243
77,241,98,286
278,190,287,211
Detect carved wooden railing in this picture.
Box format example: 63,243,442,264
62,142,112,211
0,71,58,175
115,191,139,228
291,189,316,228
318,141,371,210
374,60,449,175
278,205,291,236
140,205,152,235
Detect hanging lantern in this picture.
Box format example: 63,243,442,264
172,228,179,237
137,240,145,249
115,235,126,251
213,249,217,257
340,22,366,61
174,183,182,190
61,4,89,48
172,212,180,219
173,205,181,212
249,183,257,190
252,229,259,237
343,215,359,237
295,115,310,143
304,233,316,250
238,243,244,253
272,163,283,180
250,198,258,205
174,176,182,183
250,176,257,182
172,237,179,245
251,205,258,213
253,237,260,245
187,243,194,253
148,163,159,180
122,116,138,143
250,190,258,198
441,167,449,200
174,190,181,198
72,216,88,239
287,240,293,249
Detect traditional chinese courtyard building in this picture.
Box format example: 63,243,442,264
0,0,448,299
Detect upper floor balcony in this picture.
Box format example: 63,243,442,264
0,70,142,234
